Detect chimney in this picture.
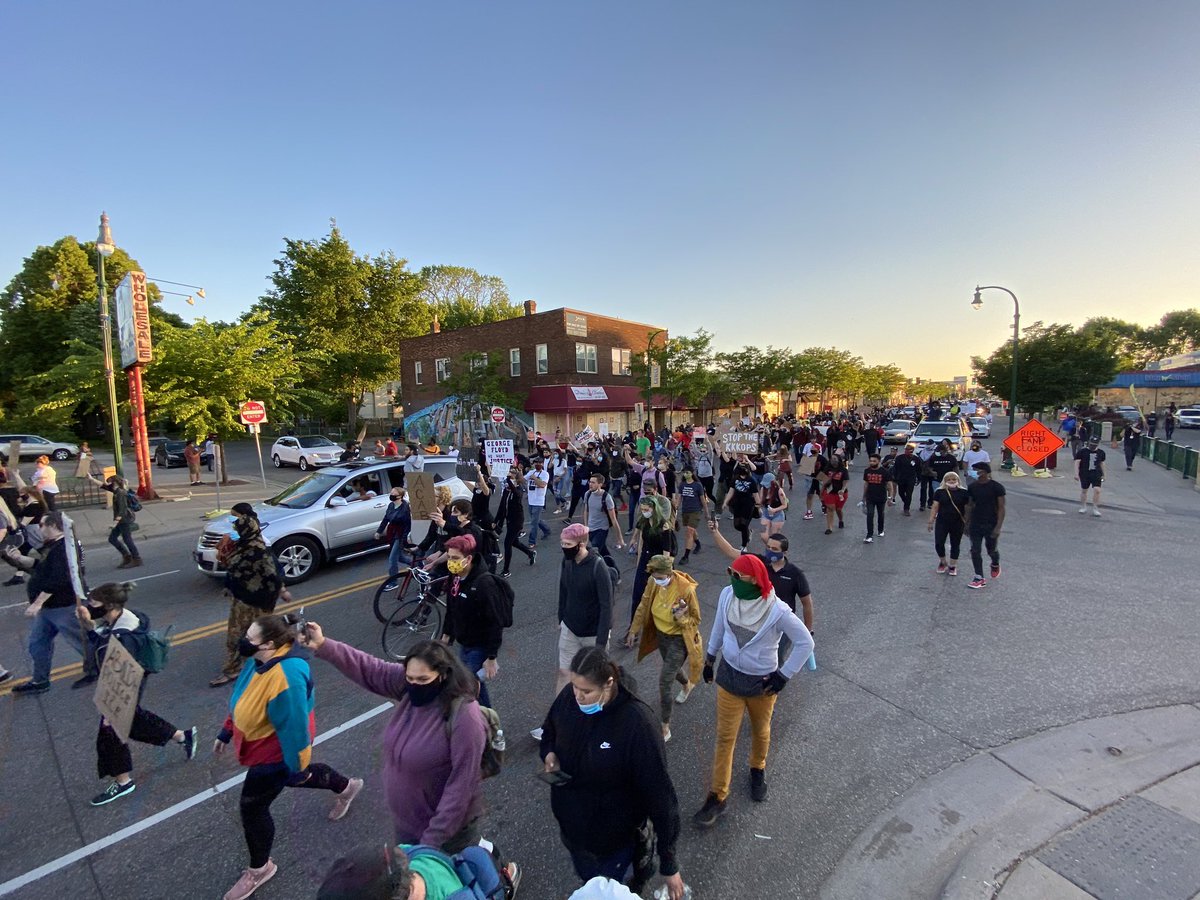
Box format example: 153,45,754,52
431,316,440,334
523,299,537,317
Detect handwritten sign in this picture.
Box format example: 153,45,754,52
722,432,760,454
483,439,515,472
1002,419,1064,467
93,636,145,742
406,471,436,520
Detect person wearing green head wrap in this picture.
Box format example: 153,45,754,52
627,494,676,627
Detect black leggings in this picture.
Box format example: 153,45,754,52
933,519,963,561
241,762,349,868
96,707,177,778
732,516,752,549
502,526,533,572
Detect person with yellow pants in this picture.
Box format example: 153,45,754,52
692,553,813,827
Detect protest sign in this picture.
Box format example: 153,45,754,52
93,636,145,742
483,439,515,472
722,432,760,454
406,471,437,520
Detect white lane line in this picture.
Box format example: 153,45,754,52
0,701,393,897
121,569,181,583
0,601,28,611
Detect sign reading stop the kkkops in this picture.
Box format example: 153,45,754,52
1003,419,1065,467
490,406,505,424
239,400,267,425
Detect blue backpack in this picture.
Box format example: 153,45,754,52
404,845,505,900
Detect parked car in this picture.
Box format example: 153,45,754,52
154,440,213,468
0,433,79,461
907,418,973,457
194,456,472,584
968,416,991,438
882,419,916,444
1176,409,1200,429
270,435,341,470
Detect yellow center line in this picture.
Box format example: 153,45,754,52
0,575,380,694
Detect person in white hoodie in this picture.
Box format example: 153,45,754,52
692,553,812,827
961,441,990,481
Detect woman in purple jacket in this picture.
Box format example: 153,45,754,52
301,626,488,852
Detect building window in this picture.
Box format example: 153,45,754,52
435,358,450,382
510,348,520,377
413,361,423,385
469,354,486,372
576,343,598,374
536,343,548,374
611,348,631,376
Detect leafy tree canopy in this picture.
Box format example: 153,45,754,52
441,351,525,413
417,265,522,331
972,322,1119,412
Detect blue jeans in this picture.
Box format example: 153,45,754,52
590,527,615,567
28,605,84,683
388,539,413,579
528,505,551,546
458,646,493,708
108,519,139,558
609,477,625,505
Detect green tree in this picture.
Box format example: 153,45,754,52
1145,309,1200,359
972,322,1119,413
631,330,719,417
1076,317,1150,369
441,351,525,413
256,223,429,429
858,364,907,405
716,346,790,416
417,265,522,330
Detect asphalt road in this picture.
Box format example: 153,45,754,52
1,434,1197,900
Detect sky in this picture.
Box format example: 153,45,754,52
3,0,1198,382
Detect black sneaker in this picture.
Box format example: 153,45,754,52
12,680,50,695
500,571,511,578
0,670,12,685
71,674,99,690
750,767,768,802
693,541,702,554
90,780,136,806
529,549,537,566
182,726,197,760
2,575,24,587
692,793,727,828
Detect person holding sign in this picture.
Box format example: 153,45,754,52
78,582,197,806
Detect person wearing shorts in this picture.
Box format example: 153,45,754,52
676,466,709,565
820,458,849,534
1075,436,1106,517
758,472,787,544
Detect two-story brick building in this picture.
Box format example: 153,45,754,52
398,301,666,443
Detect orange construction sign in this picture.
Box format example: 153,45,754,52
1003,419,1065,467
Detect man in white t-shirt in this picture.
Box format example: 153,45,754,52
523,457,553,547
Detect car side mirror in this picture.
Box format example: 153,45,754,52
328,496,348,508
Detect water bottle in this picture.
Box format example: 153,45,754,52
492,728,506,753
654,885,693,900
807,650,817,671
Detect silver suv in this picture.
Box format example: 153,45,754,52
194,456,471,584
906,418,973,458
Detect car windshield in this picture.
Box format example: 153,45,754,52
298,436,337,449
265,472,341,509
970,418,986,425
1180,410,1199,416
889,420,914,429
163,441,187,451
916,423,960,436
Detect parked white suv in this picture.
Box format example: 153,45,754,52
907,418,973,458
1176,408,1200,429
270,435,341,470
194,456,472,584
0,433,80,461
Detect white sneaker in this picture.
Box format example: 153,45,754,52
1079,506,1088,514
530,727,544,741
675,684,694,704
662,725,672,743
1092,508,1102,517
879,531,885,537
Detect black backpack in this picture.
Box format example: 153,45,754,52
482,572,515,628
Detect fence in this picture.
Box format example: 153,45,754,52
1139,436,1199,480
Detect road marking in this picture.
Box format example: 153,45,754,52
0,601,28,611
0,701,393,897
122,569,181,583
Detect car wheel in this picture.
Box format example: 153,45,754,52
273,537,321,584
52,449,70,461
272,454,283,468
299,457,310,471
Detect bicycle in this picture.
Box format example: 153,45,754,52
372,555,429,623
381,567,448,661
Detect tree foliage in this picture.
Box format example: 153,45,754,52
417,265,522,331
441,351,525,413
972,322,1119,412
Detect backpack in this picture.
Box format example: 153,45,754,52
126,490,142,513
135,624,173,674
482,572,515,628
403,844,506,900
446,696,504,780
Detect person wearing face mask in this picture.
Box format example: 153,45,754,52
583,473,624,567
428,499,494,574
720,461,759,552
375,487,413,591
608,444,629,512
624,554,702,742
861,454,891,543
693,554,813,827
496,466,536,576
76,582,197,806
214,613,363,900
891,445,922,516
927,471,968,576
627,494,676,626
539,647,686,900
439,535,510,708
961,440,990,482
675,466,708,564
523,457,553,548
756,472,787,544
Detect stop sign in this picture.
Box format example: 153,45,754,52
490,406,505,424
240,400,267,425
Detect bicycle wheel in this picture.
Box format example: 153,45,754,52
373,573,414,624
382,597,445,661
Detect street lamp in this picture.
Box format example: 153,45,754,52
96,212,124,476
157,288,201,306
643,328,666,429
147,277,205,300
972,284,1021,468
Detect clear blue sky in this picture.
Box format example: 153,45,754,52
4,1,1198,381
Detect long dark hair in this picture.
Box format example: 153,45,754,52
569,645,638,697
405,639,478,716
253,611,303,648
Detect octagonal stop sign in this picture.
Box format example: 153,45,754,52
240,400,267,425
1003,419,1064,467
490,406,505,424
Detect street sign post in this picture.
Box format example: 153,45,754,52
239,401,268,488
1002,419,1064,468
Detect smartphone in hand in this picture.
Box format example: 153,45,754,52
536,770,572,786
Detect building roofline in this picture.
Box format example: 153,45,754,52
397,306,667,342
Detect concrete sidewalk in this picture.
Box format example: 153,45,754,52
821,704,1200,900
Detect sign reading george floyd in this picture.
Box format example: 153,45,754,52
93,636,145,743
1003,419,1064,467
483,439,514,471
722,432,760,454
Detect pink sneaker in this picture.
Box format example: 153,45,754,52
936,563,948,574
329,777,363,821
224,860,277,900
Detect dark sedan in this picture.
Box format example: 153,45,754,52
154,441,213,468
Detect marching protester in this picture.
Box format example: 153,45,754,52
214,613,364,900
87,471,142,568
964,462,1006,590
440,534,510,708
693,554,813,826
927,439,960,486
625,553,703,743
538,646,686,899
582,472,624,567
675,465,708,565
756,471,788,544
927,471,969,576
916,439,938,510
524,455,554,548
1122,420,1143,470
5,511,87,695
721,458,759,551
374,486,413,591
76,582,197,806
890,445,922,516
1076,435,1106,516
961,440,990,481
861,453,891,543
820,453,850,534
628,493,675,625
496,465,536,576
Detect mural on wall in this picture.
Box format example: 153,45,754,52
401,397,532,449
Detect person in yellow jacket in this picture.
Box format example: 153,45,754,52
624,553,703,743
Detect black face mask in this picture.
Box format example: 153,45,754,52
562,545,581,561
407,678,445,707
237,637,262,658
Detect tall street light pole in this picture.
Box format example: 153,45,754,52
972,285,1020,469
96,212,123,476
644,328,666,431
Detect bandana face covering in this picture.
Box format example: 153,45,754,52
730,576,762,600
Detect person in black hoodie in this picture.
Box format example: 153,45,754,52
77,582,197,806
495,465,535,577
440,534,508,708
539,646,686,900
890,445,923,515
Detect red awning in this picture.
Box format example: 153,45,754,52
525,385,645,414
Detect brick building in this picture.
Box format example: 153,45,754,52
398,301,667,440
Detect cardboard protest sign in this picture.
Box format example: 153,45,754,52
93,636,145,742
483,440,515,472
722,432,760,454
406,471,437,520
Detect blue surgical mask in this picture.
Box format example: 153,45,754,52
764,550,783,563
577,699,604,715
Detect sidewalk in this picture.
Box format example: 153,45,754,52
821,704,1200,900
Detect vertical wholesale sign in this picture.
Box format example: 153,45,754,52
116,271,153,369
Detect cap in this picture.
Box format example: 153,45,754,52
646,553,675,575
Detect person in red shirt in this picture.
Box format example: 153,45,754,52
384,437,399,457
